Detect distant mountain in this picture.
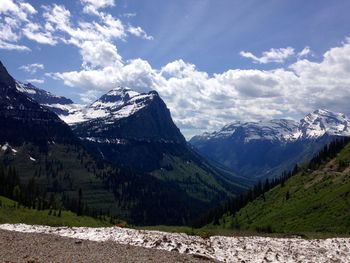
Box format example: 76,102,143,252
16,81,81,117
190,109,350,181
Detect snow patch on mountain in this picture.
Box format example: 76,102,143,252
300,109,350,138
194,109,350,143
1,224,349,263
16,83,37,94
62,87,157,125
15,81,78,117
0,143,17,155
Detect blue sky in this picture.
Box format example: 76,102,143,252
1,0,350,138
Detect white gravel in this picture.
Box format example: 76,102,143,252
1,224,350,263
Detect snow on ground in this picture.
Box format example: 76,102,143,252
0,224,349,263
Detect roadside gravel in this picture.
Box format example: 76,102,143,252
0,229,216,263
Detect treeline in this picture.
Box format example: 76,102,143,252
308,137,350,170
192,137,350,228
0,163,119,223
191,164,300,228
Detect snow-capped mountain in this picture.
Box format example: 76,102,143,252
198,119,300,142
190,109,350,181
62,87,159,125
192,109,350,143
16,81,81,117
299,109,350,138
70,87,188,171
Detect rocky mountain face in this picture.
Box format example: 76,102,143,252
190,109,350,181
70,88,185,144
16,81,80,117
68,87,188,171
0,61,75,147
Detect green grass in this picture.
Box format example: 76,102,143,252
0,196,112,227
214,144,350,237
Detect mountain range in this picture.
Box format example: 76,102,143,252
0,60,248,225
3,57,350,227
190,109,350,181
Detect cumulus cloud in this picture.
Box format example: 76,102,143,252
19,63,44,74
81,0,115,15
50,58,160,94
80,40,123,69
240,47,295,64
49,38,350,138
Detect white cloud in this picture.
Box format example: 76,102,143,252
79,89,100,104
0,0,37,51
22,22,57,45
123,13,136,18
240,47,295,64
19,63,44,74
0,1,152,59
298,46,311,58
0,22,20,42
26,78,44,84
81,0,115,15
128,26,153,40
42,5,127,46
0,0,18,13
80,41,123,69
19,2,36,15
0,0,36,22
0,40,30,51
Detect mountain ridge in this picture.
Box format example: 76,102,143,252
190,109,350,181
191,109,350,143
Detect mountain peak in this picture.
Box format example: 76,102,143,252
300,109,350,138
62,87,158,124
103,86,140,101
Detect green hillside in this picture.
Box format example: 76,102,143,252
220,142,350,235
0,196,113,227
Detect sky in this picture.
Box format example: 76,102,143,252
1,0,350,138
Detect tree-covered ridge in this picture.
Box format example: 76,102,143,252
194,137,350,233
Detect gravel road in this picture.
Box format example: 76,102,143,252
0,229,215,263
